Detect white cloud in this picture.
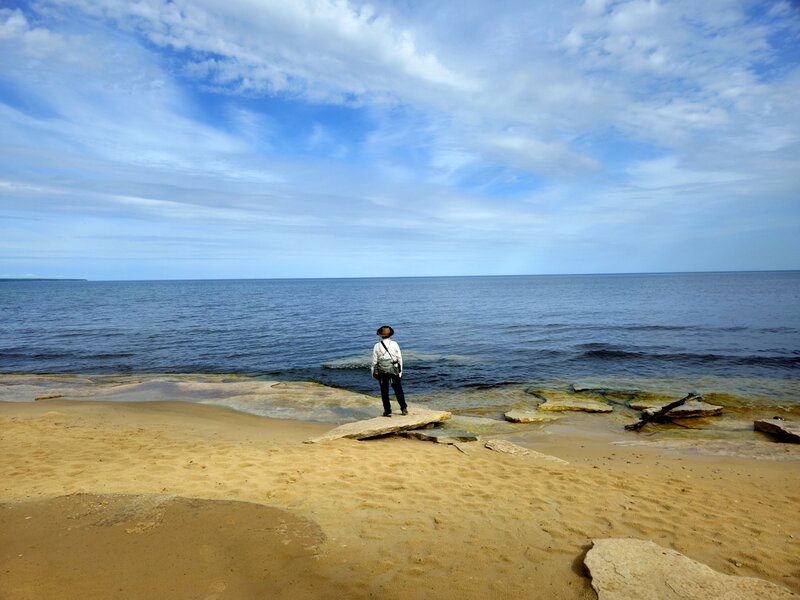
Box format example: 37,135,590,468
43,0,477,99
1,0,798,277
481,133,601,176
0,8,29,38
624,155,749,190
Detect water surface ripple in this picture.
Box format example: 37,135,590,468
1,273,798,401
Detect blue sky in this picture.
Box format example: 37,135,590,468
1,0,798,279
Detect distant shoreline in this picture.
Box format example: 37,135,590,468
1,271,798,284
0,278,88,282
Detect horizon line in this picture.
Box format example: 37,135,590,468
3,269,799,283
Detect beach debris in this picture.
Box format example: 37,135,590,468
535,392,613,413
754,419,800,443
34,394,64,401
304,408,451,443
584,538,798,599
630,399,723,418
401,429,479,444
624,392,703,431
504,409,561,423
483,440,569,464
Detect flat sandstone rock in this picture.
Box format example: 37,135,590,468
305,408,451,443
754,419,800,443
537,395,613,413
484,439,569,464
585,538,797,600
484,439,530,455
504,409,561,423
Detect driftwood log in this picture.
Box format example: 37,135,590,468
624,392,702,432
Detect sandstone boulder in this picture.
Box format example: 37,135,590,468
304,408,451,443
584,538,797,600
754,419,800,443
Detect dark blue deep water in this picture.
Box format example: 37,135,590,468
1,272,798,398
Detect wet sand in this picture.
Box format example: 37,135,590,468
1,398,799,599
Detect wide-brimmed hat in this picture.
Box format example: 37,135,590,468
376,325,394,337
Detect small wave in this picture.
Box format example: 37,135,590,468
55,330,124,339
404,351,481,365
0,350,77,360
322,356,370,370
322,351,480,370
574,347,800,370
80,352,135,359
579,348,637,360
507,323,794,335
623,324,695,332
461,380,527,390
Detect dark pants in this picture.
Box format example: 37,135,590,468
379,374,407,414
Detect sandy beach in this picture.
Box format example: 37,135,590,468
1,393,799,599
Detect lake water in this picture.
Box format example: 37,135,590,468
1,272,798,405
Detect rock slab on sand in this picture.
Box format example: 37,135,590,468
484,439,530,455
754,419,800,443
584,538,797,600
305,408,451,443
484,439,569,464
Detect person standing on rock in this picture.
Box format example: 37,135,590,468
371,325,408,417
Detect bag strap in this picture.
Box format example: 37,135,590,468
380,340,398,364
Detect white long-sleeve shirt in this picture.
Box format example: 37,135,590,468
372,338,403,377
